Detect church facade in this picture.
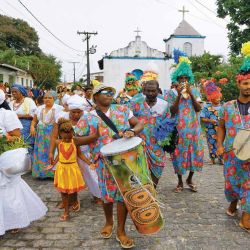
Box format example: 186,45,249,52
100,19,205,92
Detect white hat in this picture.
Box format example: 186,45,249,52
67,94,84,110
92,84,116,96
0,90,5,105
62,93,71,105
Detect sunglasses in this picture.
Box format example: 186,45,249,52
99,90,115,96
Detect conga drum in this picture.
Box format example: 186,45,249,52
100,137,164,235
233,129,250,162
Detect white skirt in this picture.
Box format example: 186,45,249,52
0,175,47,236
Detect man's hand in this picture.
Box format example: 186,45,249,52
123,130,135,138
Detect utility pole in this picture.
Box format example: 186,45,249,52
69,61,79,84
77,31,97,87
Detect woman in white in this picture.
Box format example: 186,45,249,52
30,91,64,178
0,90,47,235
9,84,37,158
50,94,101,208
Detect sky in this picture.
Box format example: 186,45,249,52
0,0,229,82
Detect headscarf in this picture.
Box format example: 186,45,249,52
11,84,28,97
61,93,71,105
67,94,84,111
204,81,222,101
46,90,57,100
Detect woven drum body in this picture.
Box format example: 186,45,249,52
101,137,164,235
233,129,250,162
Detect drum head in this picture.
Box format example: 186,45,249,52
233,129,250,161
100,137,142,156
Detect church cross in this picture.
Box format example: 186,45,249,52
178,6,189,20
134,27,142,37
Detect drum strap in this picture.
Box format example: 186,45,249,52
95,109,120,135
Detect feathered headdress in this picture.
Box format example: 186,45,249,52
204,80,222,101
171,48,194,83
236,41,250,82
124,73,141,91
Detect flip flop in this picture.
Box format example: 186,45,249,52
239,222,250,234
100,224,114,239
60,214,70,221
174,186,184,193
186,181,198,192
116,235,135,249
226,209,237,217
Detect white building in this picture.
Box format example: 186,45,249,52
100,18,205,92
164,20,205,57
0,64,34,87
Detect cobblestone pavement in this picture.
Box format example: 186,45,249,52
0,149,250,250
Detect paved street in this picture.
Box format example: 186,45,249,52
0,149,249,250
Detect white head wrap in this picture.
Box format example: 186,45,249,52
67,94,84,111
0,89,5,105
62,93,71,105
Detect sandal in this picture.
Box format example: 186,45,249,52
239,222,250,234
174,185,183,193
100,224,114,239
10,229,19,234
60,214,70,221
226,208,237,217
186,180,198,192
116,235,135,249
71,200,80,212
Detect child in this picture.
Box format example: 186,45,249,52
47,118,94,221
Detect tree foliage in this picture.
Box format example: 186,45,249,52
0,15,62,89
0,49,61,89
0,15,41,55
216,0,250,54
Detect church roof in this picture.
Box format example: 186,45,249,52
164,20,205,42
173,20,201,36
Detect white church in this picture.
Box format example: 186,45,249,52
99,10,205,92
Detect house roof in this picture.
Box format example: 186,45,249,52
173,20,202,36
0,63,27,73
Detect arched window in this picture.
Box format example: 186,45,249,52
183,42,192,57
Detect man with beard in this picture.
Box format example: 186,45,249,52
217,41,250,232
130,80,169,188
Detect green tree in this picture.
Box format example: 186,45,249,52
0,49,61,89
216,0,250,54
0,15,41,55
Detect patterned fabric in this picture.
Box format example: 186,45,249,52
200,103,222,161
167,88,204,175
32,124,54,178
19,118,35,158
75,105,131,203
219,100,250,213
54,141,85,194
130,97,169,179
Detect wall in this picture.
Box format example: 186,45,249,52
103,58,173,92
165,37,205,57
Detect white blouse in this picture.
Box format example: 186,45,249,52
36,104,64,125
0,108,23,135
9,97,37,117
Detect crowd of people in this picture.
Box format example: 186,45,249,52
0,42,249,248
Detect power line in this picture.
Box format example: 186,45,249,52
18,0,84,53
193,0,218,16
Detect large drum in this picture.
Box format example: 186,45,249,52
100,137,164,235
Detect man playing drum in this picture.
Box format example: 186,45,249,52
217,42,250,232
75,84,143,249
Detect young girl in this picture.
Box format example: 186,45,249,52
48,118,94,221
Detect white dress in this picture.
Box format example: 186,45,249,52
0,108,47,236
56,112,101,198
